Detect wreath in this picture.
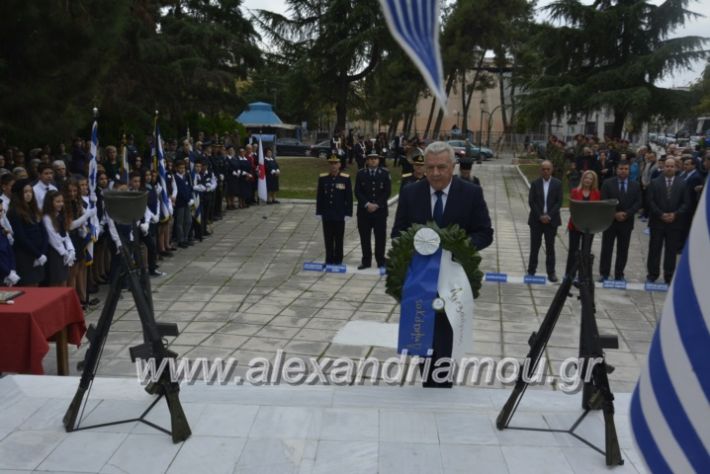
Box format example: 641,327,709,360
385,222,484,302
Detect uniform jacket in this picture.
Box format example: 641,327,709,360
355,167,391,217
316,173,353,222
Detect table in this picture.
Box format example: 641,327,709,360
0,287,86,375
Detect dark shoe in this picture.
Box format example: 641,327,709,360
614,275,625,281
526,270,536,277
598,276,609,283
178,243,189,249
86,298,100,306
273,200,280,204
646,275,657,283
357,264,371,270
664,274,673,284
88,285,99,294
547,274,559,283
149,270,166,277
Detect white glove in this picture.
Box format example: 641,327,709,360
232,171,239,177
194,185,206,192
63,253,72,266
150,213,159,224
6,233,13,246
4,270,20,286
219,174,225,180
140,222,150,235
276,170,280,175
188,199,195,207
85,207,97,218
271,170,276,175
34,254,47,267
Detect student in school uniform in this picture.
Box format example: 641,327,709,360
42,190,75,286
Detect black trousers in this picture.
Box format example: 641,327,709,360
599,223,632,279
419,312,453,388
357,213,386,267
528,222,558,275
142,224,158,272
214,184,223,217
322,220,345,265
647,225,681,282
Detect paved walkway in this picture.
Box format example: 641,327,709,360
41,156,663,393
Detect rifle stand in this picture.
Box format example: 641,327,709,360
496,200,624,467
63,191,191,443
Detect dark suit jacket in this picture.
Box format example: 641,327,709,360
683,170,704,213
391,177,493,251
355,167,391,217
528,177,563,227
647,175,690,229
600,177,642,229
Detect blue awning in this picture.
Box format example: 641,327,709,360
236,102,283,127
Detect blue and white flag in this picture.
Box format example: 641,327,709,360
379,0,447,109
155,124,173,221
86,119,100,264
630,183,710,472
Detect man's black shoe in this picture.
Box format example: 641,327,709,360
357,264,371,270
178,243,189,249
548,274,559,283
598,276,609,283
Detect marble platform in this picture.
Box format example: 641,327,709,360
0,375,646,473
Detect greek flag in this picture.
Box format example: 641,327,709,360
86,120,100,265
155,124,173,221
630,183,710,472
379,0,447,108
257,137,267,203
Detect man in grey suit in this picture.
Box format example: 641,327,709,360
646,157,690,283
527,160,563,282
599,160,642,281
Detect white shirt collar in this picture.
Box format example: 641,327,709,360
430,180,452,197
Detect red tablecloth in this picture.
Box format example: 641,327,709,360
0,287,86,374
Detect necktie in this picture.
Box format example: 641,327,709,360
666,178,672,198
433,190,444,227
619,180,625,194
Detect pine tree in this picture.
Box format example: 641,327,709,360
518,0,708,138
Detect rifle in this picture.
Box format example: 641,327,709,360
63,191,191,443
496,200,623,467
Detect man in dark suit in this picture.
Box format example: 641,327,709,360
391,141,493,387
599,160,642,281
398,148,425,193
355,152,391,269
527,160,563,282
646,157,690,283
316,155,352,265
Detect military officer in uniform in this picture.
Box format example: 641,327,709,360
457,158,480,185
355,151,391,269
399,148,426,194
316,155,353,265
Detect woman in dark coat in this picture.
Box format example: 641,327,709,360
237,150,253,208
224,147,240,210
7,179,48,285
264,148,280,204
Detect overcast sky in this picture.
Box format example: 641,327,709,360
241,0,709,88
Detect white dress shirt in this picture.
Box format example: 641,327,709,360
542,178,551,214
429,180,453,216
33,181,58,210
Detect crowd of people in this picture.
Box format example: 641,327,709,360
0,133,281,308
528,135,708,284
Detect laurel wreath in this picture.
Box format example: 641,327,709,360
385,222,484,302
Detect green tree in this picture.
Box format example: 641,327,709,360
519,0,709,138
691,60,710,114
0,0,128,147
257,0,387,133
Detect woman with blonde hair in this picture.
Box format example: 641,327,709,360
565,170,601,279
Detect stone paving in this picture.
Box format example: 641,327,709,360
41,155,664,393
